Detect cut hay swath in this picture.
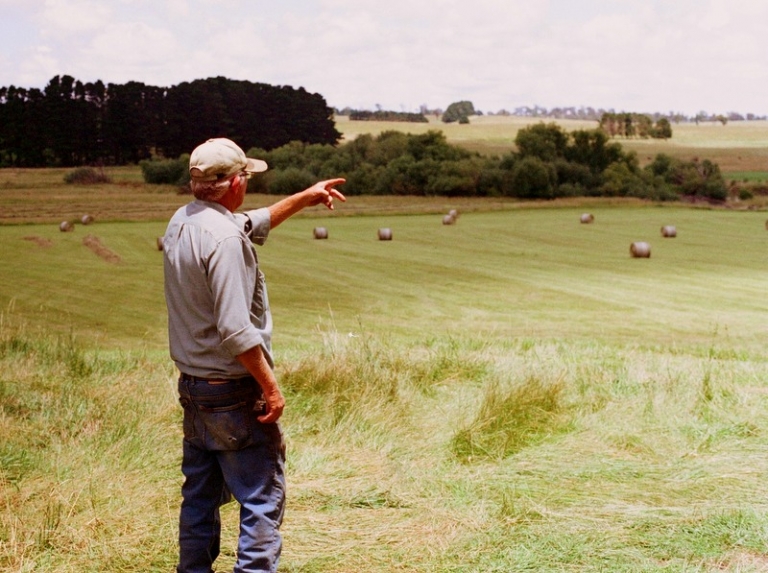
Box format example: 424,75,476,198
83,234,122,264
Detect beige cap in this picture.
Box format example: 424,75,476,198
189,138,268,181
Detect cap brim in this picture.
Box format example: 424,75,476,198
245,158,268,174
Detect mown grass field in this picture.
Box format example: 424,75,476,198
2,117,768,572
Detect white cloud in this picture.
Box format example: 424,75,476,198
40,0,112,36
85,22,182,84
0,0,766,114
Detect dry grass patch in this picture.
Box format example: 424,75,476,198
82,234,121,264
21,236,53,248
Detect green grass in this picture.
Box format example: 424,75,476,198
3,117,768,571
4,205,767,352
724,171,768,183
3,201,768,571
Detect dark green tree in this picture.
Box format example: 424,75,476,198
514,122,569,162
504,156,558,199
651,118,672,139
442,101,475,123
103,81,160,164
565,128,625,174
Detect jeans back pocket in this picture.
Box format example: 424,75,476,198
180,394,256,451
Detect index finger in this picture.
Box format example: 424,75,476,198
319,178,346,189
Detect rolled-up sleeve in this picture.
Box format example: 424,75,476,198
237,207,272,245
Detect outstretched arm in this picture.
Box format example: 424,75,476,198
268,178,346,229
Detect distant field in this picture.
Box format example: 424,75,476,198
336,114,768,174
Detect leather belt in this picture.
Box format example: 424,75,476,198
180,373,255,385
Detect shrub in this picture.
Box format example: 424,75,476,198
554,159,596,189
600,162,646,197
425,159,481,196
343,163,384,196
566,128,626,173
667,158,728,201
515,122,569,162
556,182,587,197
739,188,754,201
475,166,506,197
407,130,470,162
265,167,315,195
64,167,111,185
374,156,449,196
139,155,190,185
504,156,558,199
646,153,675,178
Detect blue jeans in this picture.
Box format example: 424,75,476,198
177,376,286,573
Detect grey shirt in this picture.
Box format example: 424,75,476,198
163,200,273,379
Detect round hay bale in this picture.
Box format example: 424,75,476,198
156,236,164,251
81,214,94,225
661,225,677,238
442,214,455,225
378,228,393,241
580,213,594,224
448,209,459,219
59,221,74,232
313,227,328,239
630,241,651,258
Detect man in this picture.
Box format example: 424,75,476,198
163,137,345,573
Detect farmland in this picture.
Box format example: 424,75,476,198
1,117,768,572
337,114,768,175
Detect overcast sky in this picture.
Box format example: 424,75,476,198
1,0,766,116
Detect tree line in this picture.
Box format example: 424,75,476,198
348,110,428,123
490,106,766,123
598,113,672,139
0,75,340,167
338,104,767,124
139,122,728,202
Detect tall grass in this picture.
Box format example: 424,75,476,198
3,312,768,571
0,315,180,572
